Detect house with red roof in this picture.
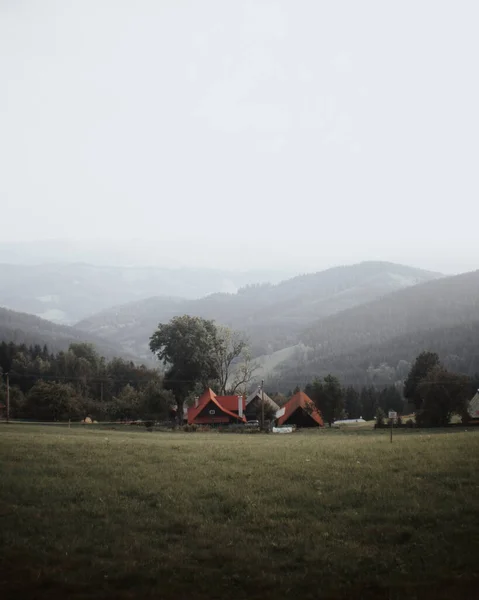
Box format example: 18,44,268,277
187,388,247,425
275,391,324,428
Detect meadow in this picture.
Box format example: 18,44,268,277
1,424,478,599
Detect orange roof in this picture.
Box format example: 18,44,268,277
218,395,246,412
187,388,246,424
277,391,324,427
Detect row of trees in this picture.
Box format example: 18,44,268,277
0,316,258,422
0,341,174,422
299,377,403,426
294,352,474,427
1,313,474,427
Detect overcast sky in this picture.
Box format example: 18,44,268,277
1,1,478,274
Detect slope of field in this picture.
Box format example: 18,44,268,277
1,425,478,600
76,261,440,361
0,306,136,361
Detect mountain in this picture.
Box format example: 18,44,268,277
0,306,138,361
272,269,479,388
75,262,440,361
0,263,291,324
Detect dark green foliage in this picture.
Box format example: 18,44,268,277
404,351,440,408
306,374,344,426
149,315,220,422
375,407,386,427
25,381,84,421
359,386,379,420
417,366,471,427
343,386,362,419
378,385,404,414
0,341,171,421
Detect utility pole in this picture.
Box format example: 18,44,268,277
6,373,10,423
100,381,104,403
261,379,265,430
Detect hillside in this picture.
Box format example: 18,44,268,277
76,262,440,361
273,320,479,389
0,263,289,324
0,306,137,361
272,270,479,388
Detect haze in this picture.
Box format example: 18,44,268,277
1,1,478,274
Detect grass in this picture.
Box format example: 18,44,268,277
1,424,479,599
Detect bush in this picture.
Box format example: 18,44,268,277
183,424,198,432
375,407,386,427
406,419,415,428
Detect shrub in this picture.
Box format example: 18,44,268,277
183,424,198,432
375,407,386,427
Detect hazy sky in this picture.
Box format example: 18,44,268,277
1,1,478,273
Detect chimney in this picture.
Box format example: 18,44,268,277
238,395,243,418
195,396,199,408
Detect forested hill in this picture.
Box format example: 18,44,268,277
271,270,479,388
301,269,479,356
0,306,138,361
274,320,479,389
76,261,440,361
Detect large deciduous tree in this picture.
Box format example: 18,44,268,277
404,351,440,408
417,366,471,426
149,316,219,424
213,326,258,395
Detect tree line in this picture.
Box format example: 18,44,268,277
2,314,476,427
0,341,173,422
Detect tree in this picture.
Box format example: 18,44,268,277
378,386,404,414
417,366,471,426
344,386,362,419
212,326,258,395
404,352,440,408
306,374,344,427
149,316,219,424
140,379,175,421
25,381,84,421
360,386,379,420
375,406,386,427
110,384,142,421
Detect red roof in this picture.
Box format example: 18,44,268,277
187,389,246,424
277,391,324,427
217,395,246,412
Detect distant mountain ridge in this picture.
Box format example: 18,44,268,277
272,269,479,387
0,306,138,361
75,261,441,361
0,263,291,324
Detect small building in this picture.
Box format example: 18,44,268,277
276,391,324,428
467,390,479,420
244,390,280,421
187,388,247,425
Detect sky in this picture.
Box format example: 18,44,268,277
1,0,478,274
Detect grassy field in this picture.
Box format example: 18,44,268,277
1,425,479,599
